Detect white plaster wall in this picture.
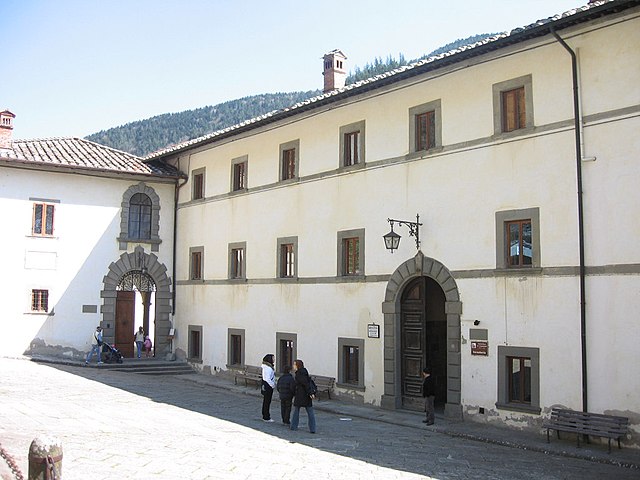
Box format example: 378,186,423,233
0,166,175,357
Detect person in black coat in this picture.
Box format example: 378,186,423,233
290,359,317,433
422,367,436,425
276,365,296,424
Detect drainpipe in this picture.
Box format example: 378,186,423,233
172,159,189,316
550,27,588,413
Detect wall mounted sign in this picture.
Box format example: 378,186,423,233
471,341,489,356
367,323,380,338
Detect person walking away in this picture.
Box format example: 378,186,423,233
85,326,103,365
290,359,316,433
422,367,435,425
276,365,296,424
134,326,145,359
261,354,276,422
144,335,152,357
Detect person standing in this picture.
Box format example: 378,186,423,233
276,365,296,425
290,359,316,433
85,326,103,366
144,335,152,357
134,326,145,359
422,367,435,425
261,354,276,422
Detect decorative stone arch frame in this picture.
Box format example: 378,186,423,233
100,246,172,356
381,251,463,419
118,182,162,252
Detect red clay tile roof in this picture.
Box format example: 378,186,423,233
0,137,179,177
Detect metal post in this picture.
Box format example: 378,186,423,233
28,437,62,480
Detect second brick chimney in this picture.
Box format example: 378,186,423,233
0,110,16,150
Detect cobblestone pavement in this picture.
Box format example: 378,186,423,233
0,357,638,479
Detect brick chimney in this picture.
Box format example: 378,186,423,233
0,110,15,150
323,50,347,93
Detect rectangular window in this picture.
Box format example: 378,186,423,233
188,325,202,361
282,148,296,180
193,172,204,200
344,131,360,166
32,203,55,236
31,289,48,312
233,161,247,191
229,335,243,366
343,237,360,276
280,243,295,278
276,332,297,374
191,251,202,280
340,120,366,168
506,219,532,267
415,111,436,151
343,345,360,385
228,243,246,280
497,346,540,414
508,356,532,404
502,87,526,132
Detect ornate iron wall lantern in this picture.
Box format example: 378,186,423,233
383,214,422,253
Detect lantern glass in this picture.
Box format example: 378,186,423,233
383,229,401,251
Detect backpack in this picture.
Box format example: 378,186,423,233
308,377,318,396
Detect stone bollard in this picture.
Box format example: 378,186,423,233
28,436,62,480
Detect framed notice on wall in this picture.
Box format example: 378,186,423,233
367,323,380,338
471,341,489,356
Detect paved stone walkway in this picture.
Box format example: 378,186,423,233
0,357,638,479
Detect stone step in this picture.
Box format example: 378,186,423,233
100,359,195,376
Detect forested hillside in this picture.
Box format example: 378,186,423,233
86,34,496,157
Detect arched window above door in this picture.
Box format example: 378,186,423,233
118,183,162,251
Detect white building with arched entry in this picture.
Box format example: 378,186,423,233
0,127,182,360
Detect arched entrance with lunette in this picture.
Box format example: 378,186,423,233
100,246,172,357
381,251,463,419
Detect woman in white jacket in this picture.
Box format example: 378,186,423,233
261,354,276,422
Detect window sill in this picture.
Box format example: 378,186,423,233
230,188,248,195
339,162,365,172
494,267,542,276
228,278,247,283
275,277,298,283
336,382,365,391
25,311,54,316
495,402,541,415
336,275,366,282
117,237,162,245
492,126,535,141
26,234,58,240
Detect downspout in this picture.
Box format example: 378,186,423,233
550,27,588,413
172,159,189,316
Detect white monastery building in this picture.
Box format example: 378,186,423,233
1,0,639,446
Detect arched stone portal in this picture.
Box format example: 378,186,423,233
381,251,463,419
101,246,172,357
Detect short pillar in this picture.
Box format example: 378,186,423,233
28,436,62,480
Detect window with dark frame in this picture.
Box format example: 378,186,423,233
32,203,55,236
415,110,436,151
233,161,247,191
190,329,201,359
128,193,152,240
193,172,204,200
31,289,49,312
342,237,360,276
281,148,296,180
280,243,295,278
502,86,526,132
343,345,360,385
506,219,532,267
344,131,360,166
279,339,294,374
191,251,202,280
230,334,242,366
230,248,244,279
508,356,532,404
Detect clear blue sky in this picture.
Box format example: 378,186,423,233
1,0,584,140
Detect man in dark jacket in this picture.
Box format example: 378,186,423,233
276,365,296,424
290,359,317,433
422,367,435,425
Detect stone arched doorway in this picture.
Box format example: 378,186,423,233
101,246,172,358
381,251,463,419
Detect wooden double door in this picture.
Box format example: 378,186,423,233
400,276,447,410
115,291,136,358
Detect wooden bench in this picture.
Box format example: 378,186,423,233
234,365,262,387
542,407,629,453
311,375,335,399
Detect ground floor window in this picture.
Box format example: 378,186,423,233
188,325,202,361
227,328,245,367
496,346,540,414
337,337,365,389
276,332,297,374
